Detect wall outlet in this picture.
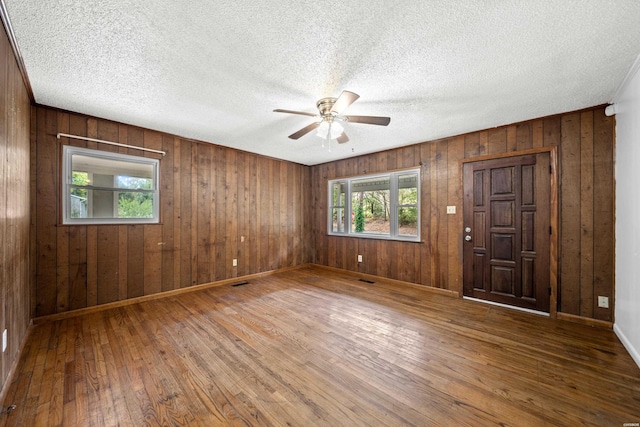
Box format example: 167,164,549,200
2,329,6,352
357,255,363,263
597,296,609,308
446,206,456,214
232,258,238,267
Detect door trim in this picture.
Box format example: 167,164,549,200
461,147,559,318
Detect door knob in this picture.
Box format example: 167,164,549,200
465,235,472,242
464,226,471,233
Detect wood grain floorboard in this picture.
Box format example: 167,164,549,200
1,265,638,426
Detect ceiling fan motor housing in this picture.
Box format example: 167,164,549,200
316,97,338,119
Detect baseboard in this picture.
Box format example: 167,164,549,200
0,320,34,407
310,264,460,298
613,324,640,370
556,312,613,329
34,264,312,324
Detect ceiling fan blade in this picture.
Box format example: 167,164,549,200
288,122,320,139
337,132,349,144
345,115,391,126
273,109,317,117
330,91,360,114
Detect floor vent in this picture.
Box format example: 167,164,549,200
231,281,250,287
359,278,375,284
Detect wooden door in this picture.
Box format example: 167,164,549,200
463,154,550,312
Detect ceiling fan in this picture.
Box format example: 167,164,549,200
274,90,390,144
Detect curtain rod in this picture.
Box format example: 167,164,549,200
56,133,166,157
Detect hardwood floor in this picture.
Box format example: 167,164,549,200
1,265,638,426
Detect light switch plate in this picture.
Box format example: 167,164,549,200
357,255,363,263
446,206,456,214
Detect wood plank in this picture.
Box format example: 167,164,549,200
2,267,638,426
235,151,246,274
180,139,193,288
97,226,119,305
142,130,163,295
196,143,211,285
190,141,199,287
56,113,70,312
269,159,280,271
592,110,614,322
532,119,544,149
516,122,533,151
127,226,144,298
247,154,258,274
172,138,182,288
161,135,175,292
214,147,227,281
579,111,594,318
86,118,98,308
559,113,581,314
447,136,464,292
506,124,518,152
543,116,561,147
435,139,448,287
464,132,482,158
487,128,507,155
66,118,88,310
35,107,59,316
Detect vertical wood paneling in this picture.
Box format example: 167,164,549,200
30,103,614,323
1,24,32,395
32,107,312,317
310,107,615,321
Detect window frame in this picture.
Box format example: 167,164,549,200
327,168,420,242
62,145,160,225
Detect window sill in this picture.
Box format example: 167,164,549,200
57,221,163,227
327,233,422,243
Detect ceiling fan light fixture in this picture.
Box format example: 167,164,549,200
316,120,343,140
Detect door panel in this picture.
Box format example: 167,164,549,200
463,154,550,312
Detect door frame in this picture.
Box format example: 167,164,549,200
461,147,559,318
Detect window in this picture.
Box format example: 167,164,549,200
328,169,420,241
62,146,160,224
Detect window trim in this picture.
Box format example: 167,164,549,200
62,145,160,225
327,168,420,242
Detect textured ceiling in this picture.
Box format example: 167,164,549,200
5,1,640,165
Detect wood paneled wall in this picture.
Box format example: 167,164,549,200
310,107,615,321
32,107,312,317
0,27,32,394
